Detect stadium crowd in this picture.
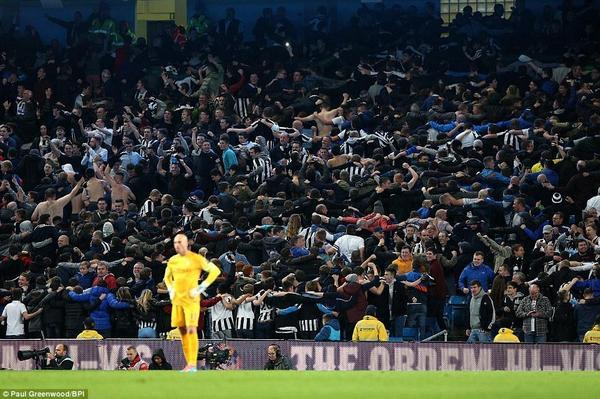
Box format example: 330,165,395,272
0,0,600,344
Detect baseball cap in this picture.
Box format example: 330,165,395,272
543,225,553,234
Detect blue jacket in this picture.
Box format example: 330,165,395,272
574,300,600,337
290,247,310,258
130,278,155,298
75,271,96,290
430,113,533,135
68,286,129,331
458,263,495,292
314,318,341,341
479,168,511,186
218,252,250,276
574,279,600,298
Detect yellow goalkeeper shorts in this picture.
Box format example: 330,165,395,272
171,303,200,328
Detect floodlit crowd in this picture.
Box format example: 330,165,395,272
1,1,600,344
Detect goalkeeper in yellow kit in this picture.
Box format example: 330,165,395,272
164,233,221,372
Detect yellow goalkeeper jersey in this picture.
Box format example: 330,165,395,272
164,251,220,306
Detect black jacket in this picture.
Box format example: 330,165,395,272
386,280,408,317
264,355,294,370
63,291,90,332
40,290,66,326
111,304,137,337
149,348,173,370
42,355,74,370
551,302,577,342
469,293,495,331
265,293,301,332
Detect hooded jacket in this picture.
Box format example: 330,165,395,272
149,348,173,370
583,325,600,344
314,318,341,341
469,290,495,331
493,327,520,343
76,329,104,339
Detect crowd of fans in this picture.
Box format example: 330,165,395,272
0,0,600,344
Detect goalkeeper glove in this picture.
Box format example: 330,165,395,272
167,287,175,301
189,282,209,298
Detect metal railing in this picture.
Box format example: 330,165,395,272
422,329,448,342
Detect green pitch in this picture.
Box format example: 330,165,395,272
1,371,598,399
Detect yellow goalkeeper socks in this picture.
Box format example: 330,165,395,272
186,332,199,367
181,333,190,366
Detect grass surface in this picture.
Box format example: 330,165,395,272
1,371,599,399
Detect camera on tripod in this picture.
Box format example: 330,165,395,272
197,343,231,370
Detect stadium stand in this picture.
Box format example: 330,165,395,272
0,0,600,347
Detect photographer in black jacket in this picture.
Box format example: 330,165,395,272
41,344,74,370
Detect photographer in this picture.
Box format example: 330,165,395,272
118,346,148,371
41,344,74,370
264,344,294,370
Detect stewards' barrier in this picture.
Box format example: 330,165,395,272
1,339,600,371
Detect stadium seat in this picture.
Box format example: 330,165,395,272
446,295,469,333
402,327,420,342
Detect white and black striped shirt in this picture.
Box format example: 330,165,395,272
235,97,253,119
372,131,393,148
340,141,355,155
179,214,194,229
235,300,255,330
497,129,527,151
137,320,156,330
211,295,235,332
141,138,158,150
139,199,155,218
251,157,272,184
99,241,111,255
257,291,275,323
299,317,320,332
346,163,366,182
300,227,317,249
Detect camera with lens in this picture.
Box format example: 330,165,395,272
18,347,50,369
17,347,50,361
197,343,231,370
118,357,131,370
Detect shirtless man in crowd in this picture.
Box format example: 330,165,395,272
32,178,84,222
101,165,136,207
80,168,109,209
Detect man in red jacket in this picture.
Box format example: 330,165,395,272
425,248,449,331
122,346,148,371
92,262,117,290
337,273,381,340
